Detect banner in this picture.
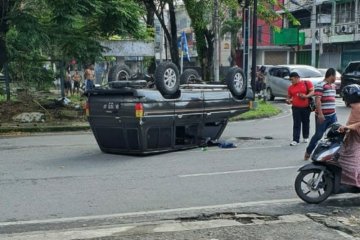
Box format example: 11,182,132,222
181,31,190,61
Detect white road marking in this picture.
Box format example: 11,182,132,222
178,165,301,178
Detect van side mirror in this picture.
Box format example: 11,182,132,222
284,76,290,80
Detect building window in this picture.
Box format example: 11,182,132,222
336,1,355,23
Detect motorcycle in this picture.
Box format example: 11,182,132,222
294,123,360,204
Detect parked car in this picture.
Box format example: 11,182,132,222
85,62,253,155
265,65,323,101
340,61,360,97
318,68,341,95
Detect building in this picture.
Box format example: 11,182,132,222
284,0,360,71
236,0,294,70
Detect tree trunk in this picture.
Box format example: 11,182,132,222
168,1,179,69
0,31,6,70
0,0,9,70
145,7,154,27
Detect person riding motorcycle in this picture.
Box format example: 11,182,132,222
337,84,360,188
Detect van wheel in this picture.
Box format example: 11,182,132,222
155,62,180,96
266,88,275,101
108,64,131,82
180,69,201,84
226,67,246,99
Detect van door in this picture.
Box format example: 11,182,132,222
174,90,203,147
202,90,233,140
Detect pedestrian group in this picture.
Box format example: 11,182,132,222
286,68,338,160
63,64,95,96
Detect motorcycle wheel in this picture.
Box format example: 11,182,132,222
295,169,333,204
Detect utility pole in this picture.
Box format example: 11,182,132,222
311,0,316,67
251,0,257,99
213,0,220,82
243,0,250,83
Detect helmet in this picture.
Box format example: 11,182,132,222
342,84,360,105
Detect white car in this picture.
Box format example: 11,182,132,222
317,68,341,95
265,65,323,101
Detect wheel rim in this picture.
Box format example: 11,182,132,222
233,72,244,92
298,171,329,200
188,74,197,83
164,68,177,89
117,70,129,80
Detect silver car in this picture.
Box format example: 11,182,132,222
265,65,323,101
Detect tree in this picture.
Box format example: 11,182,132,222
141,0,180,69
183,0,214,81
2,0,147,93
45,0,147,64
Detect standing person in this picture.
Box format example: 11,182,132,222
304,68,337,160
84,64,95,91
72,69,82,95
286,72,314,146
64,68,72,96
255,66,264,98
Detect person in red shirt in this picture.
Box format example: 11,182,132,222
286,72,314,146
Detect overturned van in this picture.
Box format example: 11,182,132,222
85,62,253,155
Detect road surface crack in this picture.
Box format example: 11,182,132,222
306,212,360,238
176,212,279,224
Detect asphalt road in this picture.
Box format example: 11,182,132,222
0,99,352,226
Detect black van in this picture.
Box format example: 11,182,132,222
85,62,253,155
340,61,360,96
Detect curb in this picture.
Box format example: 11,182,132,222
0,124,91,134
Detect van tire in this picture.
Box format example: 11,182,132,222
155,62,180,97
180,69,201,84
226,67,246,99
108,64,131,82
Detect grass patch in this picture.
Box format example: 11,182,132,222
231,100,281,121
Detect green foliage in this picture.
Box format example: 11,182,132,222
231,100,281,121
3,0,148,92
221,17,242,37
